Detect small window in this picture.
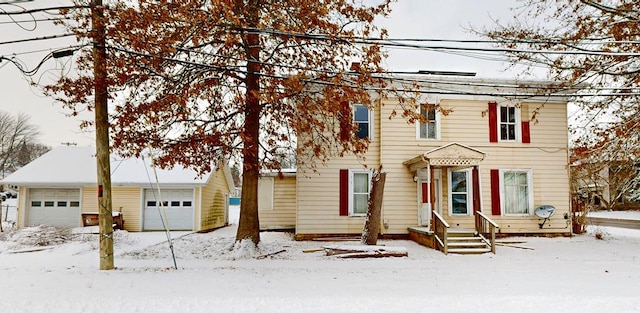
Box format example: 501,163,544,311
171,201,181,207
70,201,80,207
31,201,42,207
349,169,371,216
500,106,518,141
147,201,157,207
57,201,68,207
419,104,438,139
44,201,55,207
161,201,168,207
182,201,192,207
353,105,370,139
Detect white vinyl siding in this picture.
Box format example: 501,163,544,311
501,169,534,215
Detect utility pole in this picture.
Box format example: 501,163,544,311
92,0,114,270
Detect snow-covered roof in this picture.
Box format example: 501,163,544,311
1,146,212,187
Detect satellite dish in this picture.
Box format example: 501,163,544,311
535,205,555,219
535,205,555,228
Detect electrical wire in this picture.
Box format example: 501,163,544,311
141,148,178,270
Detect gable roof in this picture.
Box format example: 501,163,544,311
1,146,213,187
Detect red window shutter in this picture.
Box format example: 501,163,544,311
421,182,429,204
521,121,531,143
490,169,501,215
488,102,498,142
339,101,351,142
339,169,349,216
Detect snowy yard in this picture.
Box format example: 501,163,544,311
1,202,639,313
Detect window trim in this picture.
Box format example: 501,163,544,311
447,168,472,216
348,168,372,217
499,169,534,216
353,104,373,141
416,104,441,140
498,104,521,142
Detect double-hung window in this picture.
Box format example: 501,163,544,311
501,169,533,215
418,104,438,139
353,104,371,140
499,105,519,141
350,169,371,216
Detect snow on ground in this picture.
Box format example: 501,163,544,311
588,209,640,220
0,203,639,313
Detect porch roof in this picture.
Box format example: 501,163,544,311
403,142,486,172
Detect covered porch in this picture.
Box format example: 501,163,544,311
402,142,499,254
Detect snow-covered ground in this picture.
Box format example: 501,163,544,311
1,201,639,313
588,209,640,220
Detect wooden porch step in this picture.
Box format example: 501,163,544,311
448,236,482,241
448,247,492,254
448,241,488,248
446,231,491,254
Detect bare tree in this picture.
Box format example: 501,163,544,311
482,0,640,213
0,111,42,177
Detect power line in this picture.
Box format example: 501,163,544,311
0,33,75,45
0,5,86,15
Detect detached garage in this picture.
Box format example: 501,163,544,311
1,146,235,232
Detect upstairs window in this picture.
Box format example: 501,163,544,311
500,106,518,141
489,102,531,143
353,104,371,139
419,104,438,139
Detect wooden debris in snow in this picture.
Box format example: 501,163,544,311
323,245,408,258
256,249,286,259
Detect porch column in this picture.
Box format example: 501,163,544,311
473,165,481,230
430,165,435,230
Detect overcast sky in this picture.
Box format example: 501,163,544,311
0,0,521,148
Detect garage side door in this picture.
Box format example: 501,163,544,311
143,189,194,231
27,188,81,228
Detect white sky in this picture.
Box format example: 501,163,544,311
0,0,521,148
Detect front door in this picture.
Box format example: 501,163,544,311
418,169,442,228
418,180,430,226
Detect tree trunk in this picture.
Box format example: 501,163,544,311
361,166,386,245
235,0,262,245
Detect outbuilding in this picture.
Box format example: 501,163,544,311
1,146,234,232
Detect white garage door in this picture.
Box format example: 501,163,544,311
143,189,194,231
27,188,81,228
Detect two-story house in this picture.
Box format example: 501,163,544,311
258,75,574,251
